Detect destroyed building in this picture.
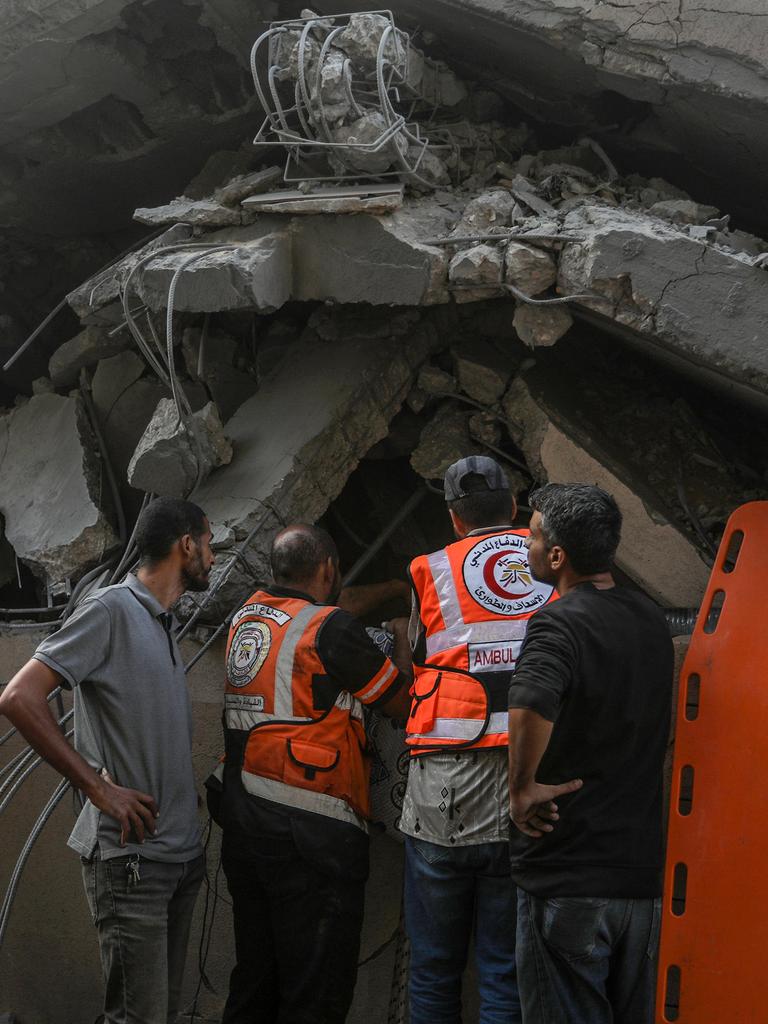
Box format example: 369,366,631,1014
1,2,768,1021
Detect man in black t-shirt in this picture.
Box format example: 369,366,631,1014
507,483,673,1024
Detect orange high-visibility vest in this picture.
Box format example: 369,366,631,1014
406,529,557,754
223,590,385,825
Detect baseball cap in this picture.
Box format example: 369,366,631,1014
443,456,510,502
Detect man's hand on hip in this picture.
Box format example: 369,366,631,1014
90,770,160,846
509,778,583,839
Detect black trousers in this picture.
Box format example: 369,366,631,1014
221,823,367,1024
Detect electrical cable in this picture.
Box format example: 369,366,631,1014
79,371,127,546
0,729,73,816
3,228,167,373
0,778,71,948
0,710,73,795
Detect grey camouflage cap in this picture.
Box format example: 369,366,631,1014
443,455,509,502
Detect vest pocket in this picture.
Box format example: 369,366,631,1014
286,738,341,781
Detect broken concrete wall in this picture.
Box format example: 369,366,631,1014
187,308,438,618
0,394,117,586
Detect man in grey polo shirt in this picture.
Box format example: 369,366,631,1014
0,497,214,1024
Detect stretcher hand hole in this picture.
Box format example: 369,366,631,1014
684,674,700,721
721,529,744,574
671,863,688,916
663,964,681,1021
678,765,694,816
702,590,725,634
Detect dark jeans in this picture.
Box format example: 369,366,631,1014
516,890,661,1024
221,827,366,1024
82,853,204,1024
404,836,520,1024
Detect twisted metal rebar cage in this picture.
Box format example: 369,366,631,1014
250,10,437,186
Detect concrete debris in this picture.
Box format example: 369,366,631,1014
558,204,768,400
290,199,452,306
504,242,557,295
92,351,146,421
405,385,428,414
453,190,516,235
417,364,457,396
73,198,453,319
469,409,502,446
449,244,503,301
213,166,283,206
330,112,409,177
127,399,232,498
410,401,480,480
0,395,117,584
136,232,292,314
48,326,130,387
184,315,437,621
31,377,55,395
66,225,193,323
243,190,404,216
649,200,721,226
134,199,243,229
513,304,573,348
334,13,403,72
181,327,258,422
452,339,512,404
183,151,263,202
505,376,708,605
417,59,468,108
313,48,352,122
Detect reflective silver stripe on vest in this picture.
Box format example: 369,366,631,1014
426,618,530,659
225,708,272,730
408,711,509,741
359,660,397,703
273,604,326,719
240,771,368,832
426,548,464,630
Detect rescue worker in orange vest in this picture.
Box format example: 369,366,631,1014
399,456,557,1024
209,523,412,1024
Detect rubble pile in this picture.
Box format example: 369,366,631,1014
0,8,766,627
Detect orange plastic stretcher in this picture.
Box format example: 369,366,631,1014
656,501,768,1023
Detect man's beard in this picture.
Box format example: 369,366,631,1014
182,551,210,592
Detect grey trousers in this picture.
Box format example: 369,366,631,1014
82,854,205,1024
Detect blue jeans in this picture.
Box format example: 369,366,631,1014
404,836,520,1024
516,890,661,1024
82,853,204,1024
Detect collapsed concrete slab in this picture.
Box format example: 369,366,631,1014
503,358,714,607
0,395,118,584
410,401,480,480
92,353,167,487
558,205,768,406
184,312,439,619
381,0,768,230
127,399,232,497
76,198,455,318
66,225,194,324
48,325,131,387
181,327,258,422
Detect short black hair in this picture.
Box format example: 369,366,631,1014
529,483,622,574
134,497,207,564
271,524,339,585
447,472,513,529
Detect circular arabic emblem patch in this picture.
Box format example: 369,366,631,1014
462,533,554,617
227,621,271,688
